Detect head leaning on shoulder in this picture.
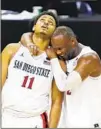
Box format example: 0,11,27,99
51,26,78,59
29,11,59,38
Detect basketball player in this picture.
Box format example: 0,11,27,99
1,12,64,128
21,26,101,128
46,26,101,128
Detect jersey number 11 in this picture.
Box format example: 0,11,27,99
22,76,34,89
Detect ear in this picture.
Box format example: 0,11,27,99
32,25,35,31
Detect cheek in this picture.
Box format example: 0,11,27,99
36,22,42,28
63,49,68,54
37,21,43,26
35,25,41,32
48,27,55,34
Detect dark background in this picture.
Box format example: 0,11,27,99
1,0,101,57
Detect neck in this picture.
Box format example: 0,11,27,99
32,33,50,51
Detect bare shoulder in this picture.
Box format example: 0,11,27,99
76,52,101,77
78,52,100,65
2,43,21,55
6,43,21,48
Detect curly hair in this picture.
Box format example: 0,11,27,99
29,11,59,32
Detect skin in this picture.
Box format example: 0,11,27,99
1,43,21,87
20,27,101,128
21,15,56,55
1,15,64,128
46,34,101,80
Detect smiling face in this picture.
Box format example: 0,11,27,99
33,14,56,38
51,34,75,59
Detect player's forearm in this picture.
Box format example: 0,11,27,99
50,58,68,91
50,58,82,92
49,102,62,128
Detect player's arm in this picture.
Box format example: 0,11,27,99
74,53,101,79
1,43,21,88
20,32,33,46
50,53,101,92
49,60,66,128
49,80,64,128
46,47,101,91
20,32,39,55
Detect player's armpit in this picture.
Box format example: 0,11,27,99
49,79,64,128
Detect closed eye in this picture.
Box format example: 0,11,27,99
40,19,45,21
48,21,54,25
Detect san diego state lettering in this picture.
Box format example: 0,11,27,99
13,60,50,78
13,60,23,69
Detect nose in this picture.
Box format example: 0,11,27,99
44,20,49,25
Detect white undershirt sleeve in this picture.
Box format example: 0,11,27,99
50,58,82,92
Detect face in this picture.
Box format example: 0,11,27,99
33,15,56,37
51,34,74,59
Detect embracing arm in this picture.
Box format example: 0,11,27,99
49,79,64,128
20,32,33,46
1,43,20,88
50,53,101,92
20,32,39,55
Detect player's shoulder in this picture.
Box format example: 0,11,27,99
79,44,99,61
80,52,100,62
2,43,21,56
22,32,32,36
21,32,33,39
77,52,101,68
5,43,20,50
6,43,21,49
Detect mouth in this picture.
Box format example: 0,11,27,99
41,26,48,30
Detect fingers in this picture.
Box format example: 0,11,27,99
27,43,39,56
46,47,57,59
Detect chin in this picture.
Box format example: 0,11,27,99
40,30,47,34
40,32,47,35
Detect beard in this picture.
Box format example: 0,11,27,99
57,50,74,61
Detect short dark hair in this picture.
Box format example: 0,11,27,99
29,11,59,32
52,26,76,38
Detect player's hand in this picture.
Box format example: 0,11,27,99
46,46,57,59
27,43,39,56
20,32,39,56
